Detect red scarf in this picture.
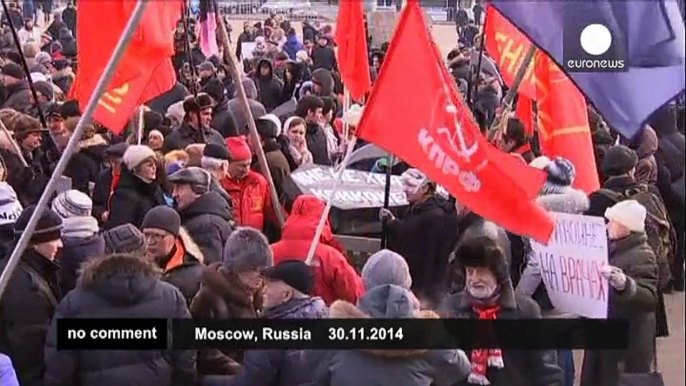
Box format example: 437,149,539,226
469,305,504,385
106,169,122,213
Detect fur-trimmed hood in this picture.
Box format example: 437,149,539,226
178,227,204,264
535,187,589,215
329,284,437,357
78,253,162,305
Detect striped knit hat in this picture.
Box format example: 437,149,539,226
51,190,93,219
542,157,576,195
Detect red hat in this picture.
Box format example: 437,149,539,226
226,136,252,161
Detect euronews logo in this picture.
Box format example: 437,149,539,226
564,22,627,73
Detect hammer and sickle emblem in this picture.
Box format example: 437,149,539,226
98,83,130,113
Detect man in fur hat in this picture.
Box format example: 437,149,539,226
162,92,227,154
440,236,563,386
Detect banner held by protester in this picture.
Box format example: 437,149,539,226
530,213,609,319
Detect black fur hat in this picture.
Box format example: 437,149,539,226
455,236,510,284
183,93,215,114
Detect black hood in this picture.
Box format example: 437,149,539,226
311,68,334,96
409,194,454,216
179,190,233,222
257,58,274,80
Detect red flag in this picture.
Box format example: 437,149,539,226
335,0,372,100
74,1,181,133
355,1,554,242
484,6,536,99
516,94,535,136
535,54,600,194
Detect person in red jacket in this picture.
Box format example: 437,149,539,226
222,136,273,232
271,195,364,305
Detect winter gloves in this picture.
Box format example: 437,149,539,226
601,264,628,291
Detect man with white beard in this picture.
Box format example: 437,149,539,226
439,236,563,386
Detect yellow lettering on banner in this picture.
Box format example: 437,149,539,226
98,83,130,114
494,33,536,85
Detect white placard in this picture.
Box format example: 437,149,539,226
241,42,257,60
530,213,609,319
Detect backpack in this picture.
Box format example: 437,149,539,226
599,185,677,290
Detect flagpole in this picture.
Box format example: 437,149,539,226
305,137,358,265
467,20,488,108
0,0,150,301
487,44,536,142
1,0,49,130
215,13,286,228
136,106,145,145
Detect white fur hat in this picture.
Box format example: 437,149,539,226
604,200,647,233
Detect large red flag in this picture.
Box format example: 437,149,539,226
516,94,535,136
535,54,600,194
484,6,536,100
335,0,372,100
74,1,181,133
355,0,554,242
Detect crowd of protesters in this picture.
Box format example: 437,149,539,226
0,1,683,386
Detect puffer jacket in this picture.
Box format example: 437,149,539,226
271,195,364,305
221,170,272,232
516,188,590,313
306,285,471,386
386,195,458,305
104,167,167,229
580,232,658,386
231,296,328,386
178,191,234,264
43,254,196,386
440,280,563,386
57,233,106,295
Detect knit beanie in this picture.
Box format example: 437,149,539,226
602,145,638,177
226,137,252,161
52,190,92,218
604,200,647,233
541,157,576,195
361,249,412,291
123,145,156,171
141,206,181,237
223,227,273,272
0,183,22,227
14,206,63,244
103,223,145,254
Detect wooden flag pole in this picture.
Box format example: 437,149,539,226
215,13,285,228
0,0,150,300
487,44,536,142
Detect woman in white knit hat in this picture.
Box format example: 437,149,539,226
580,199,659,386
104,145,167,230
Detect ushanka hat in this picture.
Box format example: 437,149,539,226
183,93,215,113
14,205,63,244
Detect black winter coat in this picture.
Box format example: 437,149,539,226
305,122,332,166
440,286,563,386
63,137,107,195
91,168,113,224
43,254,196,386
386,195,458,305
311,45,337,71
104,167,167,230
162,122,227,153
3,148,50,207
253,59,284,112
1,80,32,112
0,249,62,386
57,234,106,295
178,191,234,265
580,232,658,386
211,98,239,138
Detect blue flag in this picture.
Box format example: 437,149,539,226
490,0,685,139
